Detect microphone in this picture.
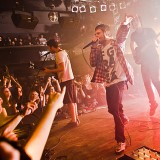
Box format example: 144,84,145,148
41,51,51,57
83,40,98,49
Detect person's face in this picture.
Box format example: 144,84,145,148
3,88,11,98
48,46,56,53
18,88,22,96
49,86,55,93
95,29,105,41
29,91,39,101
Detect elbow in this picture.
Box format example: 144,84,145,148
90,62,96,67
90,59,97,67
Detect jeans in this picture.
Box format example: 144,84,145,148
106,81,125,143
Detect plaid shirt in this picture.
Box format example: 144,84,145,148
90,24,133,85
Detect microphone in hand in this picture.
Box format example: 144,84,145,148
83,39,98,49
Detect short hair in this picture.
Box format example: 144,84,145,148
95,24,110,32
47,39,59,48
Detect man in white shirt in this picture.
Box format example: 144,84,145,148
44,39,80,126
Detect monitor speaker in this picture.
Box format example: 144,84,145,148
11,13,39,29
58,16,79,29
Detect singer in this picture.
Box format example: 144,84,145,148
89,15,133,154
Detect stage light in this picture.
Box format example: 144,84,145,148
48,11,58,22
79,4,86,13
71,5,79,12
100,4,107,11
90,5,96,13
109,3,116,11
119,1,126,9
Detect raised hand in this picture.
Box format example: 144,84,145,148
122,15,133,25
2,131,18,142
48,86,66,110
22,102,38,117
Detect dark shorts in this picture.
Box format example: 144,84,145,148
60,79,77,104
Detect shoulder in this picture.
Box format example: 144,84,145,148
57,50,67,55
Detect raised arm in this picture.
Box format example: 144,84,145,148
52,76,61,92
116,15,133,51
43,77,52,93
0,102,38,136
24,87,66,160
10,75,22,89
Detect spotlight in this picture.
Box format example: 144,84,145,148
79,4,86,13
100,4,107,11
48,11,58,22
109,3,116,11
119,1,126,9
71,5,79,12
90,5,96,13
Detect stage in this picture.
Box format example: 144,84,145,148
43,94,160,160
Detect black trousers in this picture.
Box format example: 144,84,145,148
106,81,125,143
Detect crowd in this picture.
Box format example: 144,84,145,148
0,33,61,47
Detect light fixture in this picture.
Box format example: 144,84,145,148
48,11,58,22
90,5,96,13
71,5,79,12
109,3,116,11
79,4,86,13
100,4,107,11
119,1,126,9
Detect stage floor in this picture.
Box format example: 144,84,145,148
44,95,160,160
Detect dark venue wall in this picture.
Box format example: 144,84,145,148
0,0,160,81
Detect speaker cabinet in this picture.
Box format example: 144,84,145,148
11,13,39,29
58,16,80,29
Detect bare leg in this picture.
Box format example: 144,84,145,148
68,103,77,122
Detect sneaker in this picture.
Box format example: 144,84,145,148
115,142,126,154
150,103,158,116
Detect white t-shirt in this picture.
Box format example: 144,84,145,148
55,50,74,82
101,42,127,87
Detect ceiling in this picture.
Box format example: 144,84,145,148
0,0,68,12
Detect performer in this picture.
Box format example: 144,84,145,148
130,15,160,116
89,16,133,154
44,39,80,126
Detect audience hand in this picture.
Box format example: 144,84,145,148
2,131,18,142
22,102,38,117
48,86,66,110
